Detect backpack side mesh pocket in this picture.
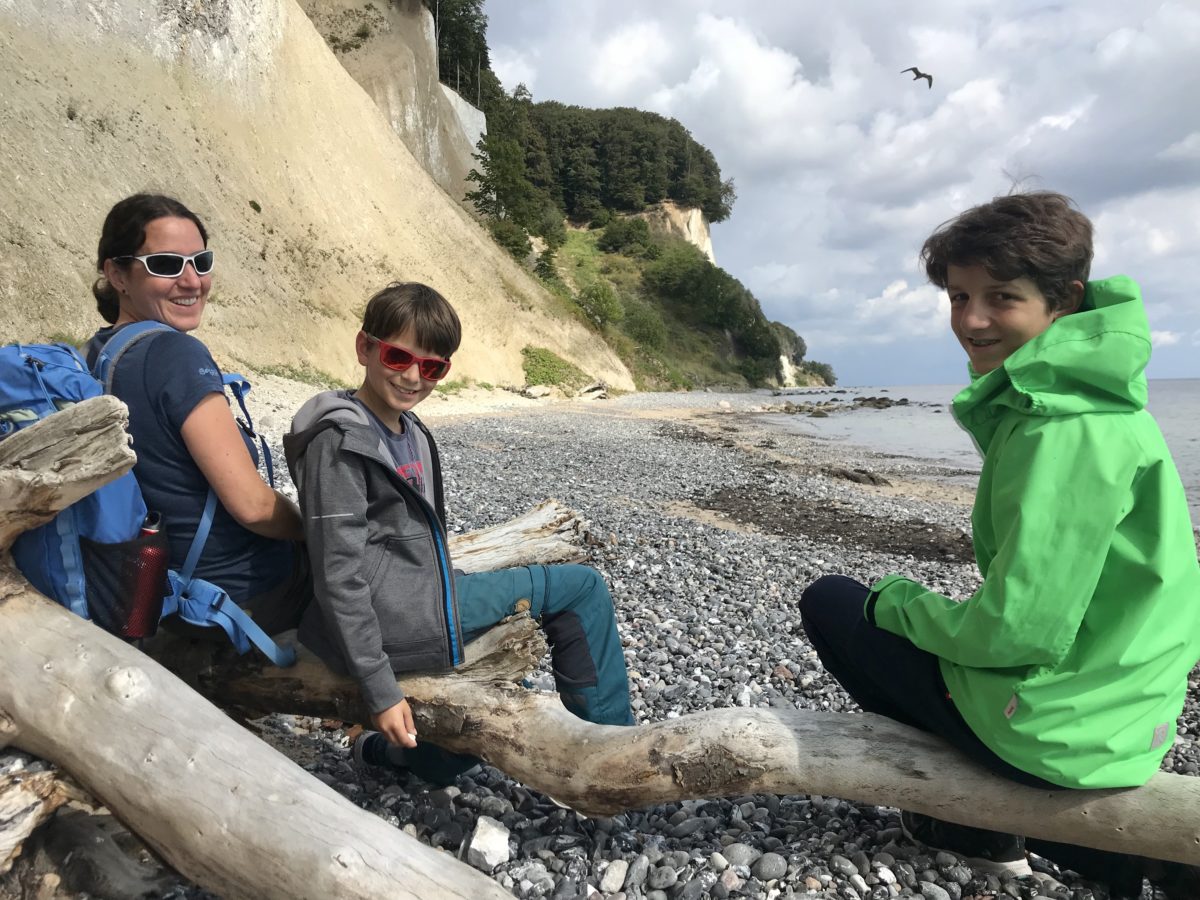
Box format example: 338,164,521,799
79,527,170,639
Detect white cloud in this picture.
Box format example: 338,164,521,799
588,21,674,98
490,46,538,94
1159,132,1200,161
854,280,948,341
1149,331,1182,348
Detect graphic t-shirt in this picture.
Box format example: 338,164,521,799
351,398,427,499
85,326,292,604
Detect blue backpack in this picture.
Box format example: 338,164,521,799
1,323,295,665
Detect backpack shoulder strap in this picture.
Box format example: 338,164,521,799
91,321,176,391
222,372,275,488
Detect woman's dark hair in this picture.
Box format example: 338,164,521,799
93,194,209,324
361,282,462,358
920,191,1093,311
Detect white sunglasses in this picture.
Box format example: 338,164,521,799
114,250,215,278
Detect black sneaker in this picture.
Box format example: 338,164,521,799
351,730,406,769
901,810,1032,877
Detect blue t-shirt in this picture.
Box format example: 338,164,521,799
86,326,292,604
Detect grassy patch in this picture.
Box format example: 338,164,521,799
434,378,470,395
254,362,353,390
521,346,591,389
43,331,90,349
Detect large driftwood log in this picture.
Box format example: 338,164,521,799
194,618,1200,866
0,399,512,899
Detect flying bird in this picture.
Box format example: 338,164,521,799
901,66,933,89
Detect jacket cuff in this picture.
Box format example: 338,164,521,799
360,663,405,714
865,574,911,627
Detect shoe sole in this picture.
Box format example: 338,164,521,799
901,816,1033,877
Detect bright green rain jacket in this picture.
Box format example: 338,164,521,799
868,276,1200,788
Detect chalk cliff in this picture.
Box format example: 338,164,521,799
0,0,633,390
634,201,716,265
296,0,482,208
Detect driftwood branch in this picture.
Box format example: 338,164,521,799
449,499,589,570
0,755,81,877
5,395,1200,888
0,563,513,899
0,394,137,552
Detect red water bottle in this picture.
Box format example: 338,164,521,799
124,513,168,639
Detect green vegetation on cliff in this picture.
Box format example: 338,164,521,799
424,0,834,389
426,0,731,238
558,228,837,391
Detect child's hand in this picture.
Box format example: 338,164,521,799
371,699,418,748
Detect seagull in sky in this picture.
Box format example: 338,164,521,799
901,66,933,89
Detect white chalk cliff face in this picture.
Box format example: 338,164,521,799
634,201,716,265
296,0,483,208
778,355,799,388
0,0,633,390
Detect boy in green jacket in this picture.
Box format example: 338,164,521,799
800,191,1200,898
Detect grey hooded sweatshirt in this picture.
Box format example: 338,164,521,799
285,390,463,714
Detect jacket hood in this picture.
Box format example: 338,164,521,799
291,389,368,434
953,276,1151,439
284,389,375,481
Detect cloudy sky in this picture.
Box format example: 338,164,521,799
484,1,1200,386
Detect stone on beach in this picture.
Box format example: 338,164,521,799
466,816,511,871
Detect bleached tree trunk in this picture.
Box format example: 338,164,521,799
191,617,1200,866
0,397,512,899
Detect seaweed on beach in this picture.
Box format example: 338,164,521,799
695,482,974,563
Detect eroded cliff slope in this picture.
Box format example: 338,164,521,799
0,0,633,390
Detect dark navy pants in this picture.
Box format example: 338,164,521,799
800,574,1145,897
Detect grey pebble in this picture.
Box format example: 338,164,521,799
751,852,787,880
646,865,678,890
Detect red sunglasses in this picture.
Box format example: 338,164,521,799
364,333,452,381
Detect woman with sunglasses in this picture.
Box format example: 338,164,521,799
85,193,310,639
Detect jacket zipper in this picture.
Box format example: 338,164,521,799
382,458,463,667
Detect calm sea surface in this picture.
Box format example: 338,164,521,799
767,378,1200,523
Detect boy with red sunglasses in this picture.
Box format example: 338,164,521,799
284,282,633,784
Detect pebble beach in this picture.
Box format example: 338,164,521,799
221,385,1200,899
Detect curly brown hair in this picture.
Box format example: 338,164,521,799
920,191,1093,311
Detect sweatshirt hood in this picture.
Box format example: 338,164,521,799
283,389,373,480
953,276,1151,442
290,389,368,434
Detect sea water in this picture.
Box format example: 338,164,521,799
768,379,1200,523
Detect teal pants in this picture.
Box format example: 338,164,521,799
403,563,633,783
